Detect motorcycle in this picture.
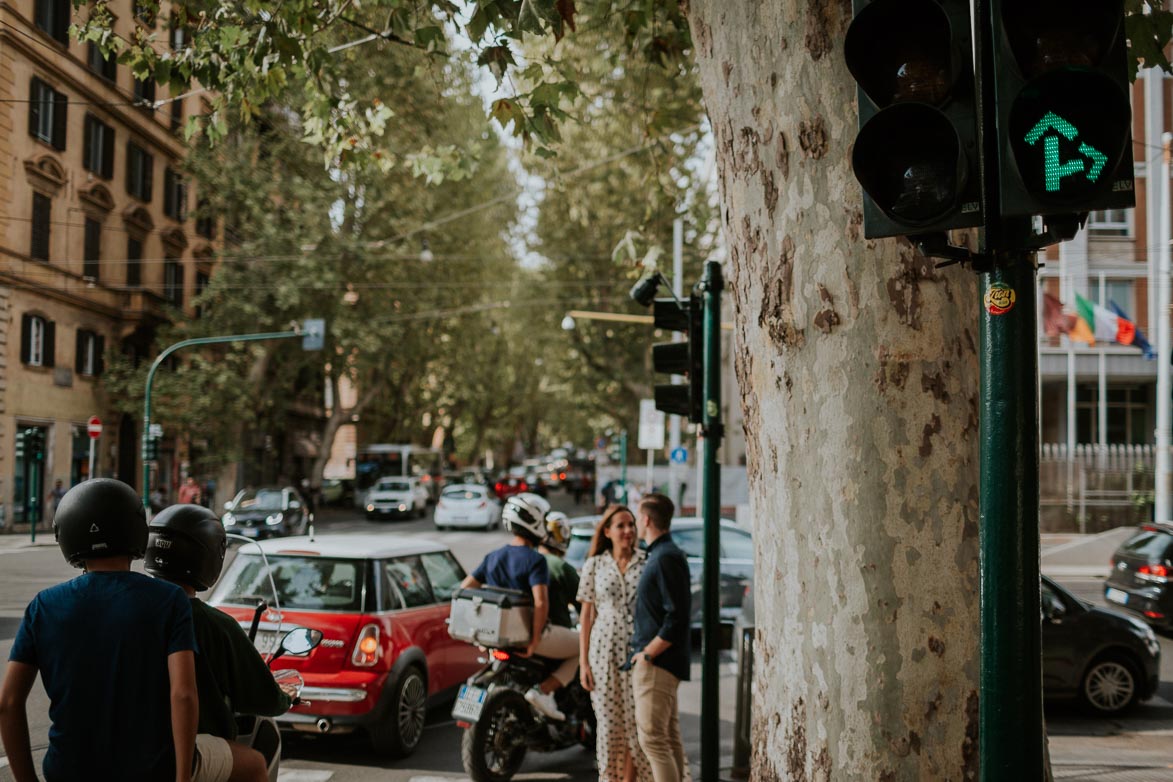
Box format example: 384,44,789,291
238,597,322,782
453,645,595,782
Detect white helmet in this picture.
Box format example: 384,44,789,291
545,512,571,555
503,493,550,541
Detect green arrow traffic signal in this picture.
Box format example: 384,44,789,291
1023,111,1109,192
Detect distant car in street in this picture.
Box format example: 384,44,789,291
434,484,501,531
565,516,752,626
222,487,310,540
493,469,532,501
1104,524,1173,632
208,534,482,757
1044,576,1161,715
365,477,429,520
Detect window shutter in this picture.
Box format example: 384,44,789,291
43,320,56,368
20,314,31,365
52,88,67,150
83,115,93,170
75,329,85,373
125,142,134,196
53,0,69,43
102,124,114,178
143,152,154,202
28,78,41,137
164,168,174,216
96,335,105,375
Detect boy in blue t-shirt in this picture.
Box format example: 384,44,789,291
460,493,579,720
0,479,198,782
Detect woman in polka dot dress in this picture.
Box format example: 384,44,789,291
577,505,653,782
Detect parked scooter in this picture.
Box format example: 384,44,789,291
453,645,595,782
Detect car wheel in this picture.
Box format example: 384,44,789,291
369,665,427,758
461,689,529,782
1079,654,1139,716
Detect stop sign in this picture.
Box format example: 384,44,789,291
87,416,102,439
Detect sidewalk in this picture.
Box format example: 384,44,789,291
0,531,57,553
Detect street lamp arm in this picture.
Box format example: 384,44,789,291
565,309,734,330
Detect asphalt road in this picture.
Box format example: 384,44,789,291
1,501,1169,780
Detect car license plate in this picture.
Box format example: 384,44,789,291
452,684,487,722
1106,588,1129,605
240,527,259,537
252,630,281,655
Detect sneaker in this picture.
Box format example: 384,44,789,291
524,686,566,721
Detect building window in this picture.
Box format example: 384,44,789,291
21,314,55,367
164,260,184,306
76,329,104,376
31,193,51,261
170,98,183,133
1088,209,1131,237
133,77,156,108
1076,385,1151,445
34,0,70,44
195,199,216,239
87,43,117,81
134,1,156,27
1088,278,1137,320
170,17,187,50
28,77,67,150
83,114,115,178
84,218,101,279
126,143,153,201
127,236,143,286
163,168,187,220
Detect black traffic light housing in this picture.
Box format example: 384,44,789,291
651,295,703,424
845,0,984,238
988,0,1135,217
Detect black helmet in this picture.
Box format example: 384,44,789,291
145,504,227,591
53,479,148,568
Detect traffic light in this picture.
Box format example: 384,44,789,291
651,295,702,423
990,0,1134,217
845,0,983,238
143,434,159,462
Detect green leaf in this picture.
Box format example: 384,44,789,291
490,98,526,133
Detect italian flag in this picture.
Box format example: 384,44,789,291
1071,293,1136,347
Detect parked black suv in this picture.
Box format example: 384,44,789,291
1104,524,1173,632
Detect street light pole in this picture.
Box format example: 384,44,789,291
699,259,724,782
141,329,306,510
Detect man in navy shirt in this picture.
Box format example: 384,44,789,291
629,493,691,782
460,493,579,720
0,479,198,782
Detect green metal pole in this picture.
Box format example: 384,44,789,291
978,226,1044,780
142,330,302,510
700,260,724,782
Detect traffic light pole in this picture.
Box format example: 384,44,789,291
141,329,304,511
699,260,724,782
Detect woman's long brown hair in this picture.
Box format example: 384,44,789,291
588,504,636,559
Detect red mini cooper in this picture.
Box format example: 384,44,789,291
208,534,482,757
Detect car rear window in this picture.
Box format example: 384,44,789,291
566,534,592,571
442,488,484,500
1119,530,1173,561
376,480,410,492
211,554,366,611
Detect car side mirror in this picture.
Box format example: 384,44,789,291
224,501,233,510
274,627,322,661
1042,595,1066,623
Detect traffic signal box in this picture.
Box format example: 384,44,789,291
846,0,1134,239
652,295,703,423
989,0,1135,217
845,0,984,238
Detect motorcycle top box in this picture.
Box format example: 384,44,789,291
448,586,533,648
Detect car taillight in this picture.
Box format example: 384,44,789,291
352,624,381,667
495,482,504,493
491,650,510,661
520,482,528,491
1137,564,1170,583
559,472,566,480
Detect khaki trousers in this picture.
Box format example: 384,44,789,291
632,657,687,782
534,624,580,686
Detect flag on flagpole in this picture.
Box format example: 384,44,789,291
1073,292,1136,347
1108,300,1155,359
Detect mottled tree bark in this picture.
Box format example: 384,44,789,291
684,2,981,778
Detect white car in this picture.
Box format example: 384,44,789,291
365,477,429,520
433,484,501,531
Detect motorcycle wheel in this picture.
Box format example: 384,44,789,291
461,689,529,782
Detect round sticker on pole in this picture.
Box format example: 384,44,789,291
87,416,103,439
984,283,1016,316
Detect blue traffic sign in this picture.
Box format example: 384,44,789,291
670,447,687,464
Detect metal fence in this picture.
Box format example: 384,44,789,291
1039,444,1154,533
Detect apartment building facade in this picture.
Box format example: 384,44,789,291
0,0,214,530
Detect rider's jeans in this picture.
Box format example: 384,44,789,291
534,624,579,686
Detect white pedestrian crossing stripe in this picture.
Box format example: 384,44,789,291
277,771,334,781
